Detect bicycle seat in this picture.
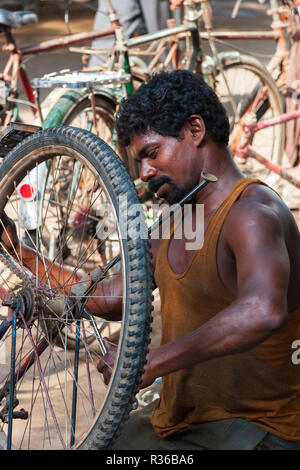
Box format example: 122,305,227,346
0,9,38,29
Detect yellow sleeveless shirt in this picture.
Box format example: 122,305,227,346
151,177,300,440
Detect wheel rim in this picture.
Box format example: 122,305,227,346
215,62,283,175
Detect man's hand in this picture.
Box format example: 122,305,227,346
97,338,118,385
139,349,157,389
170,0,184,11
97,339,158,389
0,211,19,255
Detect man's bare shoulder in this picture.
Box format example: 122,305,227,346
223,182,299,246
239,182,289,209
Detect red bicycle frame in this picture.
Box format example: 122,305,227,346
0,21,117,128
236,108,300,189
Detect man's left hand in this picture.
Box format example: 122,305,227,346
97,338,118,385
97,338,157,389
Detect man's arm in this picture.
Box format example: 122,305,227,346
85,274,123,320
0,212,123,319
142,201,290,387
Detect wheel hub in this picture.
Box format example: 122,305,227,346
2,287,35,326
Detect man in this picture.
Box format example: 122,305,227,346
96,70,300,450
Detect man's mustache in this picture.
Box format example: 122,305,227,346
148,175,171,194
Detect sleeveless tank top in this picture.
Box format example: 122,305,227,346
151,177,300,440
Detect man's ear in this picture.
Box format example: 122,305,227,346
185,115,206,147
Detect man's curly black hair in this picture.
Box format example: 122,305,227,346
116,70,230,147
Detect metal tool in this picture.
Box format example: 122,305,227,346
148,171,218,235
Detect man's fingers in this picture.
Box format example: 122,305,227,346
97,361,112,385
97,338,117,384
96,361,111,385
103,369,111,386
97,360,105,373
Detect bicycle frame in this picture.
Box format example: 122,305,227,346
0,291,83,449
200,0,294,91
0,18,116,129
0,235,100,449
236,107,300,188
0,0,201,129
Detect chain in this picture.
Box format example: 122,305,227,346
0,247,56,299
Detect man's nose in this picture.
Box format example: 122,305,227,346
140,160,156,182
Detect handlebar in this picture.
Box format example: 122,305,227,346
231,0,299,21
231,0,268,20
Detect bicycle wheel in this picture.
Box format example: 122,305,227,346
214,54,284,179
0,126,153,450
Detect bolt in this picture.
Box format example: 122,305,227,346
2,299,17,309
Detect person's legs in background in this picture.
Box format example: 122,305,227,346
88,0,183,67
140,0,182,30
89,0,142,67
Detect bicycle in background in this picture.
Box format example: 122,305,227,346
38,0,285,172
205,0,300,203
7,0,284,267
0,0,117,128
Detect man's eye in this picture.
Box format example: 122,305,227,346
148,150,158,159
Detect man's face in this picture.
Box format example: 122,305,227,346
130,129,201,205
